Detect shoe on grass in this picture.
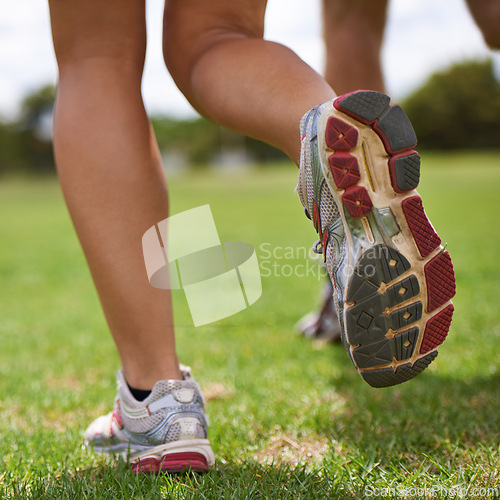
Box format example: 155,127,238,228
296,90,456,388
295,279,342,343
84,366,215,473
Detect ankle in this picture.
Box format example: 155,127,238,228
123,358,183,390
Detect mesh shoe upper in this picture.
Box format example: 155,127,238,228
296,102,348,320
84,367,209,456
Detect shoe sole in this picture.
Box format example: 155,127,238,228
128,439,215,474
316,90,456,388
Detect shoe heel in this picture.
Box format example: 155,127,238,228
334,91,417,154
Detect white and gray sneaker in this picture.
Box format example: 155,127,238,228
296,91,456,388
84,366,215,473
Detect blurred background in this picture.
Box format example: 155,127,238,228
1,2,500,493
0,0,499,175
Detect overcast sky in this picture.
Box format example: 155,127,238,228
0,0,496,120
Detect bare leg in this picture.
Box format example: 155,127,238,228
162,0,340,342
322,0,388,94
163,0,335,166
49,0,181,389
466,0,500,49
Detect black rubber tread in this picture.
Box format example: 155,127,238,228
345,277,421,346
345,244,424,378
377,105,417,151
394,153,421,191
346,245,411,303
389,301,423,331
361,351,438,388
352,326,419,369
352,337,393,368
393,327,420,361
336,91,390,122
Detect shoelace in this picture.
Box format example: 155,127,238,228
312,240,323,255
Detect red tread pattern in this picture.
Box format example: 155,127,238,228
329,152,360,188
342,185,373,218
132,452,209,473
420,304,454,353
325,117,358,151
402,196,441,258
424,251,456,312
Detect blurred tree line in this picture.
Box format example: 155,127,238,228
403,59,500,149
0,84,56,175
0,59,499,176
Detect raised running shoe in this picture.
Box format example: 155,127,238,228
84,366,215,473
296,90,456,387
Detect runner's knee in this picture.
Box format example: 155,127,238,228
480,27,500,50
49,0,147,79
162,0,267,95
465,0,500,50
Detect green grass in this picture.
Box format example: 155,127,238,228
1,151,499,499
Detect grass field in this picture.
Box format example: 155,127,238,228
0,151,499,499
